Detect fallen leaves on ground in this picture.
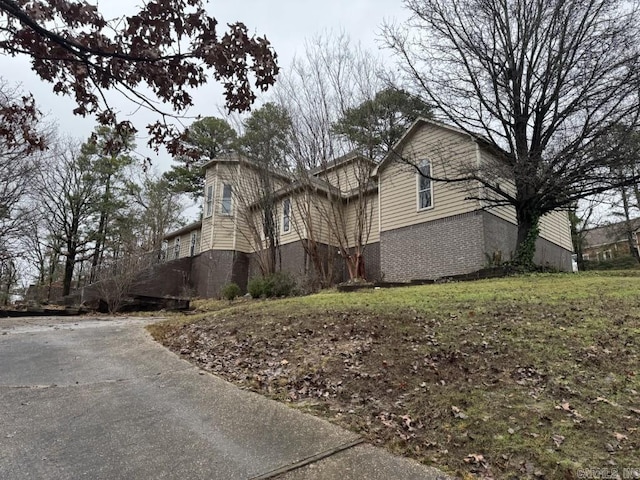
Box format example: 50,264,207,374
151,275,640,479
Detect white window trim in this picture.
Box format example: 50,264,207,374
282,198,291,234
220,183,233,215
416,160,434,212
204,184,214,218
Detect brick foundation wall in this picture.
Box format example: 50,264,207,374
247,242,308,282
191,250,249,298
482,212,572,271
131,257,193,297
334,242,381,283
381,211,573,282
380,212,486,282
361,242,381,282
73,256,194,306
248,240,346,291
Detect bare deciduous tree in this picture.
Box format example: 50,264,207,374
235,103,292,276
274,34,384,281
384,0,640,267
0,79,47,284
127,171,186,254
93,248,152,314
35,140,99,296
0,0,278,152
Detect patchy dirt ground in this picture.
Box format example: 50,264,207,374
150,274,640,479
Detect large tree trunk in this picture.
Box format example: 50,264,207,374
513,206,540,269
62,249,76,297
90,175,111,283
89,210,107,283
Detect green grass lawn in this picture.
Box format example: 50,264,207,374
149,272,640,479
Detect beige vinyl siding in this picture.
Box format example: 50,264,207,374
318,159,370,194
380,124,480,232
233,165,265,253
487,203,572,251
279,194,304,246
483,192,517,226
210,216,235,250
234,219,254,253
539,210,573,251
487,205,517,227
206,163,236,251
234,192,309,253
200,164,220,250
174,232,190,259
478,148,572,251
201,215,214,251
479,148,517,224
344,192,379,247
306,194,339,246
485,203,573,251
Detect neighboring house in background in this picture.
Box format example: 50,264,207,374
163,119,574,298
582,218,640,262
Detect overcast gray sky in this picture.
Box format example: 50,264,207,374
2,0,409,171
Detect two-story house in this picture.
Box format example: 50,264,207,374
164,119,574,297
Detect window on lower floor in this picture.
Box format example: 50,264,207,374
282,198,291,233
174,237,181,259
160,240,168,261
190,232,197,256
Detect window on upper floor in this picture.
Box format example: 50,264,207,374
417,160,433,211
205,185,214,218
174,237,181,259
221,183,233,215
282,198,291,233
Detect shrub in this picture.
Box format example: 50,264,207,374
247,272,297,298
221,282,241,300
582,255,640,271
268,271,297,297
247,277,267,298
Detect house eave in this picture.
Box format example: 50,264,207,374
164,220,203,240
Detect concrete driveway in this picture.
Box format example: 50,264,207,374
0,316,449,480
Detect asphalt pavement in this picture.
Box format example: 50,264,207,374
0,315,450,480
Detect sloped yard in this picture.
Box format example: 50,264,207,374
149,273,640,479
